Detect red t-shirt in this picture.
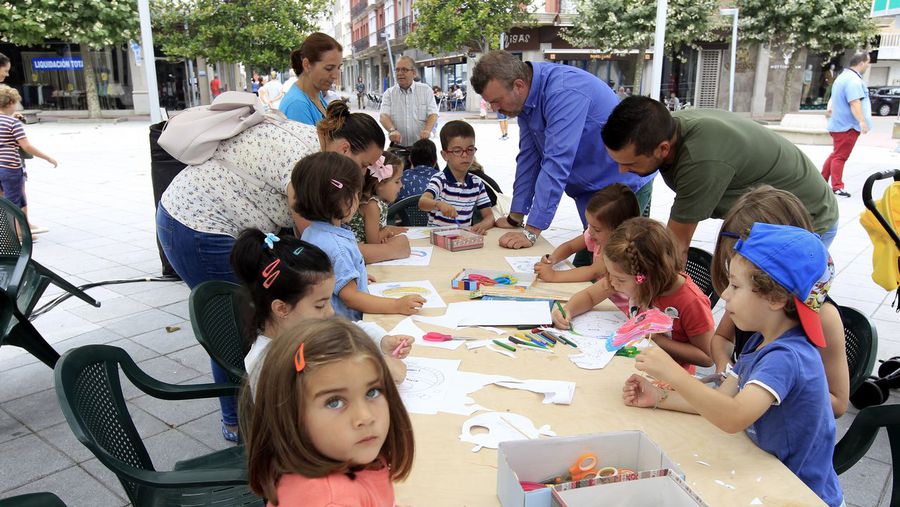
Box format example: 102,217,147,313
650,273,715,373
271,465,394,507
210,78,221,96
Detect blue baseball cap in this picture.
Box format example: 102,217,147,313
733,223,832,347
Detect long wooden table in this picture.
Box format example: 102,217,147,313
366,229,825,506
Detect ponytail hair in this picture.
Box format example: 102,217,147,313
585,184,640,231
230,229,334,336
603,217,683,308
317,101,385,154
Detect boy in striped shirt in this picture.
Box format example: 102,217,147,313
418,120,495,234
0,86,57,216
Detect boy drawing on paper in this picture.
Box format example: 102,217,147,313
418,121,495,234
623,223,843,507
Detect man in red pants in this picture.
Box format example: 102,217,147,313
822,52,872,198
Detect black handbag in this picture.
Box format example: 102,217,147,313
19,147,33,160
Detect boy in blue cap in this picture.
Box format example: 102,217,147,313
623,223,843,507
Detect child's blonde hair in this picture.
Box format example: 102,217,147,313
0,86,21,109
584,183,640,231
243,318,414,504
360,150,404,201
711,185,815,295
603,217,683,308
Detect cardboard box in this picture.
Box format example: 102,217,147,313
497,431,684,507
550,469,709,507
451,268,536,291
430,226,484,252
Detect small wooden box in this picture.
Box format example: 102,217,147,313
430,226,484,252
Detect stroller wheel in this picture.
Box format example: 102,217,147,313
878,356,900,380
850,376,889,410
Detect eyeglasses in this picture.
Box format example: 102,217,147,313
447,147,477,157
396,67,414,73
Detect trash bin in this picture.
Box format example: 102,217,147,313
149,121,186,279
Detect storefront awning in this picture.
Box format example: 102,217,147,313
543,48,654,61
416,54,467,67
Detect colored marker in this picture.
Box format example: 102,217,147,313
391,338,408,358
527,333,554,347
555,301,575,333
543,328,578,348
533,331,557,345
493,339,516,352
509,336,545,349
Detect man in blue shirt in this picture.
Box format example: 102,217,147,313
823,52,872,198
471,51,654,250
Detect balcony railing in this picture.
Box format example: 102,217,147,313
878,32,900,60
396,16,414,38
353,37,370,52
351,0,367,19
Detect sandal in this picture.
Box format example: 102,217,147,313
221,422,241,443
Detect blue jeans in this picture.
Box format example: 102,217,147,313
156,205,239,426
820,221,838,250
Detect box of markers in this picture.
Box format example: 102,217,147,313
497,431,685,507
430,226,484,252
549,469,709,507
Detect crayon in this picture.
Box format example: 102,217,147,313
493,339,516,352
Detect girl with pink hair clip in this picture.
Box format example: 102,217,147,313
348,151,408,245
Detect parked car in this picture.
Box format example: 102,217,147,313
870,86,900,116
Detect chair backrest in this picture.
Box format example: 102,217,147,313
833,404,900,506
840,305,879,396
387,195,430,227
685,247,719,307
54,345,156,504
0,198,31,295
189,281,248,383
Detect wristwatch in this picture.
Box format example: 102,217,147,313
523,229,537,245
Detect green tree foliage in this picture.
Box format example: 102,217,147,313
0,0,140,118
406,0,534,56
152,0,327,72
737,0,877,115
566,0,721,91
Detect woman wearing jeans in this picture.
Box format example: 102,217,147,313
156,101,387,442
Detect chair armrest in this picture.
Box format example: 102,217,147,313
127,466,250,488
122,363,240,401
833,405,900,474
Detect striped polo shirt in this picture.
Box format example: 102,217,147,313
0,114,25,171
424,167,491,226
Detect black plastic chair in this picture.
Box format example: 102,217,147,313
54,344,260,507
0,198,100,367
841,305,879,397
0,493,68,506
387,195,431,227
685,247,719,307
189,280,248,384
834,403,900,506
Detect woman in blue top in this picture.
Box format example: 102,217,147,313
281,32,342,125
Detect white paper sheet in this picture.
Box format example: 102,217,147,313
551,329,618,370
448,300,552,326
389,317,464,351
459,412,556,452
495,378,576,405
401,227,432,240
367,279,446,308
569,310,628,337
412,313,461,329
371,246,433,267
505,256,574,273
398,357,461,415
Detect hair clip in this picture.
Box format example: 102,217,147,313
262,258,281,289
294,342,306,373
263,232,280,250
292,247,305,255
367,155,393,182
635,273,646,284
330,179,344,189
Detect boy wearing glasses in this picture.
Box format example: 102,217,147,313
418,121,495,233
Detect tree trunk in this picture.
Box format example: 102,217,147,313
780,48,800,119
633,46,646,94
80,45,102,119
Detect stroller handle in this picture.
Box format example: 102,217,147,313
862,169,900,250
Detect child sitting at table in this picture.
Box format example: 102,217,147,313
348,151,407,244
534,183,639,285
293,152,425,320
397,139,438,201
552,217,713,372
229,228,411,397
418,120,495,234
244,318,415,506
623,223,843,507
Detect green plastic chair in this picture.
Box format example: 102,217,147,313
839,305,880,402
0,198,100,367
54,344,262,507
387,195,430,227
0,493,68,506
685,247,719,308
833,403,900,506
189,281,248,384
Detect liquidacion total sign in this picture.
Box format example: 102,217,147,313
31,57,84,71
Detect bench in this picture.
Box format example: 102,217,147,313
766,113,831,145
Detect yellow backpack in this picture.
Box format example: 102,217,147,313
860,181,900,306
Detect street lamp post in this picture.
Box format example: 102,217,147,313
383,30,396,88
720,8,739,112
650,0,667,102
137,0,161,122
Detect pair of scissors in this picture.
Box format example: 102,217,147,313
422,332,483,342
542,453,602,484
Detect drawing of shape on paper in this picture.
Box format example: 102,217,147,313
368,279,446,308
552,329,617,370
505,256,574,273
459,412,556,452
570,310,628,338
398,357,461,414
402,227,432,240
371,246,433,266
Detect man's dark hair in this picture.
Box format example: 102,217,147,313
849,51,870,67
601,96,676,156
470,50,529,95
0,53,9,67
439,120,475,151
409,138,437,167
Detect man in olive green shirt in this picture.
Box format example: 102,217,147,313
601,97,838,253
